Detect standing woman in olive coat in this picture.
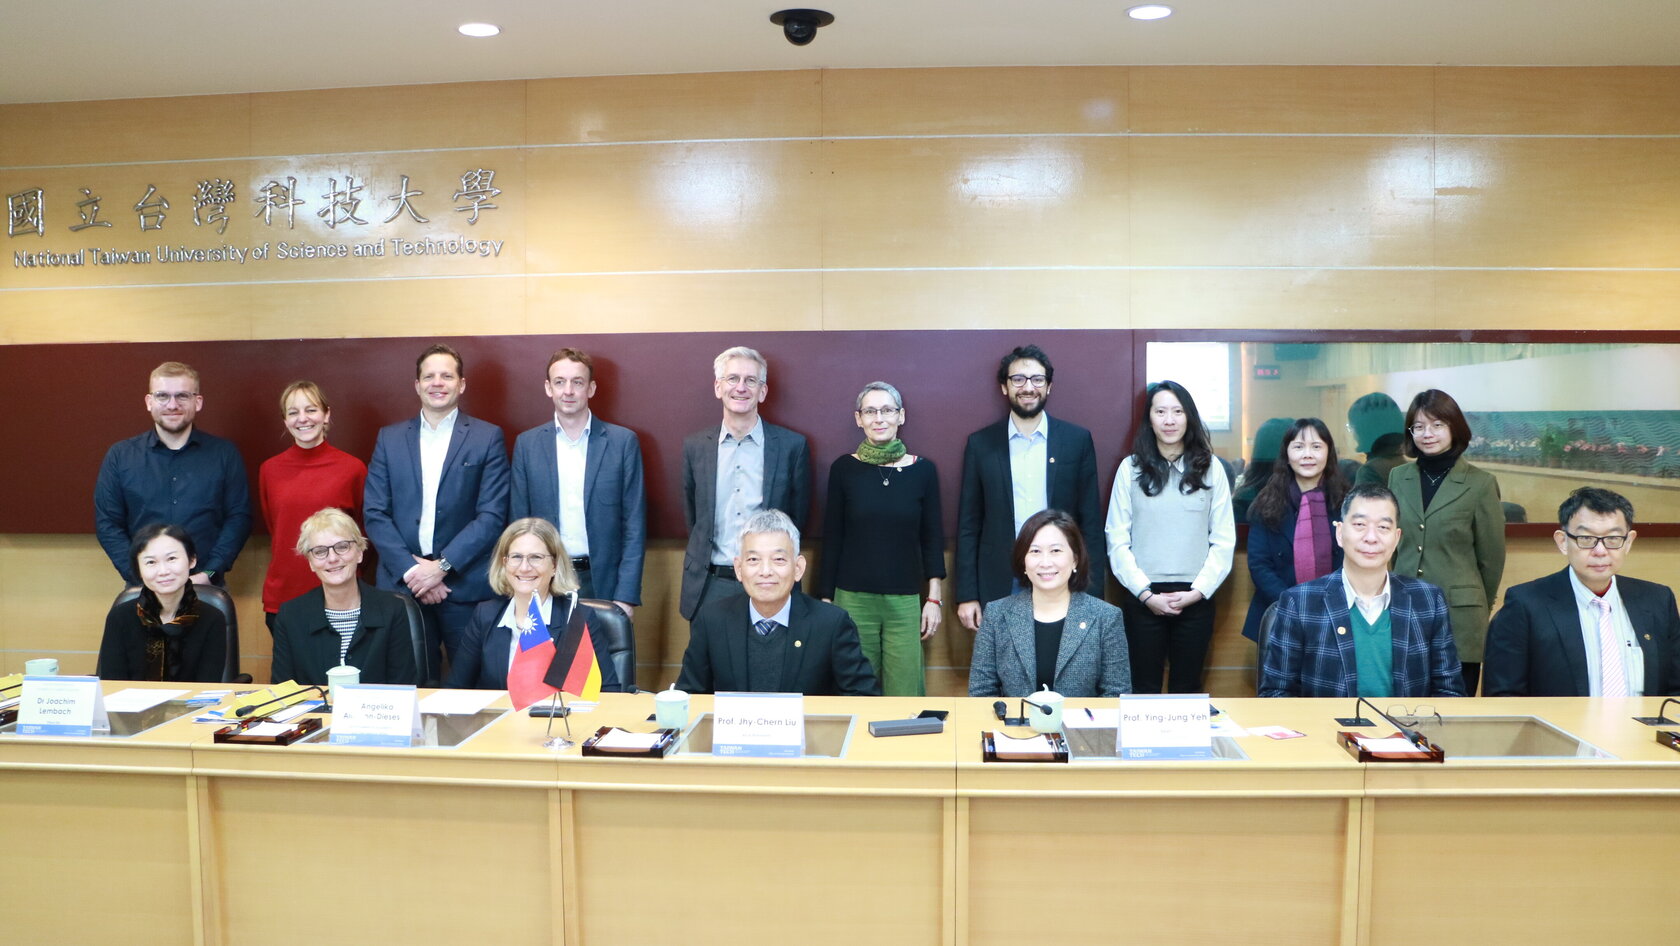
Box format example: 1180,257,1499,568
1388,389,1505,695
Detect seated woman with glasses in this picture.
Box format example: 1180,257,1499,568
445,518,623,691
97,523,228,682
271,507,417,686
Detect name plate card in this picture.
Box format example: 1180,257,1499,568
711,692,804,758
16,676,108,737
1117,693,1213,760
330,684,421,747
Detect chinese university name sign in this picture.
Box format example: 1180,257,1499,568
8,168,508,271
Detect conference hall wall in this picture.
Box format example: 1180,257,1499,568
4,66,1678,692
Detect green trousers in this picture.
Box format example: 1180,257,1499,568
833,589,926,697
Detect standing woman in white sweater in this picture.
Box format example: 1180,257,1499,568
1105,380,1236,693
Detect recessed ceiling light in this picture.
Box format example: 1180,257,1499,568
458,22,500,38
1127,4,1173,20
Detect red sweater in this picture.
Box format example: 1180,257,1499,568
258,442,367,613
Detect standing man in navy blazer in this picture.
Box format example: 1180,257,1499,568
364,343,510,673
1485,487,1680,697
511,348,646,615
680,346,811,622
955,344,1104,632
1260,483,1465,698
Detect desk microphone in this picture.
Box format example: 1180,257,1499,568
1634,697,1680,727
1021,697,1054,716
993,700,1029,727
235,685,329,718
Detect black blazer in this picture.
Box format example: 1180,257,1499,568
955,414,1105,606
677,592,881,696
443,594,624,692
679,420,811,619
96,598,228,683
1484,568,1680,697
271,582,418,686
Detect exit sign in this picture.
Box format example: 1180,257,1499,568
1253,365,1283,379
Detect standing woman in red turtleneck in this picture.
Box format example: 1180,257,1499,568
258,381,367,633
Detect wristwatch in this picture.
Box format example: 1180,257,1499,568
436,557,454,574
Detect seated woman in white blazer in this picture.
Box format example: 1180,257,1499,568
968,508,1131,698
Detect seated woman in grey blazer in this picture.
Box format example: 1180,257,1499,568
968,508,1132,698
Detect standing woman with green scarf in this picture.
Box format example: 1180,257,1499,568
816,381,946,695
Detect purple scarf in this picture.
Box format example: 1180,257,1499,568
1291,484,1334,583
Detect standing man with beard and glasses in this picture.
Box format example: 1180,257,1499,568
679,346,812,623
95,361,252,587
364,343,510,676
955,344,1104,633
511,348,647,616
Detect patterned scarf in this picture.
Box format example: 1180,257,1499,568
856,438,907,465
1291,483,1334,584
136,584,200,681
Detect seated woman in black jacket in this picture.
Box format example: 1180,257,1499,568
97,523,228,682
272,507,416,686
445,517,621,692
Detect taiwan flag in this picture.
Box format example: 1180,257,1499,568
543,602,603,702
506,597,558,711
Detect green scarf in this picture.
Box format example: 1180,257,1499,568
857,438,907,465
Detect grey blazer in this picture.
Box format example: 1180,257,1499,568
510,417,647,605
679,420,812,619
968,591,1132,698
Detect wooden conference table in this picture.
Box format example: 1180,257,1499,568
3,686,1678,946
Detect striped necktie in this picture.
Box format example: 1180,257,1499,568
754,618,779,637
1590,597,1629,697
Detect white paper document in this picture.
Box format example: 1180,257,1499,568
989,731,1055,755
593,728,665,750
242,722,295,737
102,688,190,712
417,689,500,715
1209,715,1248,737
267,700,324,722
1356,736,1429,753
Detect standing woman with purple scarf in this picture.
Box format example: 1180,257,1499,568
1242,418,1348,643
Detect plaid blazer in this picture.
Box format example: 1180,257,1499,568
1259,571,1465,698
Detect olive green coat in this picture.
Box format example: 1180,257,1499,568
1388,459,1506,662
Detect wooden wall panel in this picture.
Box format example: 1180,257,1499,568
0,93,250,167
1435,66,1680,135
526,70,823,144
822,66,1129,136
1128,65,1434,134
249,81,528,155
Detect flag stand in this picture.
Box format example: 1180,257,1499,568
542,691,575,750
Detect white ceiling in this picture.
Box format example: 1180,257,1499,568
4,0,1678,105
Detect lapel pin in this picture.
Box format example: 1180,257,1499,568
1079,621,1087,629
1644,633,1652,640
794,640,803,648
1336,626,1347,635
1049,457,1056,463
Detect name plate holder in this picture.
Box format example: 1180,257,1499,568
15,676,108,737
0,672,22,726
214,716,324,746
1337,730,1446,763
981,730,1069,763
1117,693,1214,760
581,726,681,758
330,684,421,747
711,692,804,758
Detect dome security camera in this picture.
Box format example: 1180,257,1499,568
770,9,835,46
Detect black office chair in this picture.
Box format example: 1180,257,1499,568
396,593,436,686
110,584,246,683
1256,602,1279,683
577,599,638,693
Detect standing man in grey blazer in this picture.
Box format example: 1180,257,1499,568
680,346,811,621
510,348,647,615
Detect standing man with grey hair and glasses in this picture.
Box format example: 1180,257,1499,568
677,509,880,696
679,346,812,622
1484,487,1680,697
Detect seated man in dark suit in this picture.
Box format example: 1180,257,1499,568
1260,483,1465,699
677,509,881,696
1485,487,1680,697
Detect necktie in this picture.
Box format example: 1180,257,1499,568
754,619,779,637
1590,597,1628,697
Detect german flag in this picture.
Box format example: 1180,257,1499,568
543,603,602,701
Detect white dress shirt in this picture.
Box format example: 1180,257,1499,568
1341,569,1392,626
554,414,591,557
1567,569,1645,697
417,408,458,555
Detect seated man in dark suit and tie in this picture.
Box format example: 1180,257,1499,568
1260,483,1466,698
677,509,881,696
1484,487,1680,697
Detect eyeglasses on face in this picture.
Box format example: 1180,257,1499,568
1563,532,1629,550
1007,374,1048,388
857,407,900,419
720,374,763,389
506,553,553,567
150,391,198,404
306,540,356,561
1409,421,1448,435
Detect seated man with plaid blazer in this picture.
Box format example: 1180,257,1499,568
1260,482,1466,699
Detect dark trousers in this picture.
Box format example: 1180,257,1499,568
695,571,744,616
573,567,595,601
1121,582,1217,694
412,595,476,684
1461,661,1481,697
